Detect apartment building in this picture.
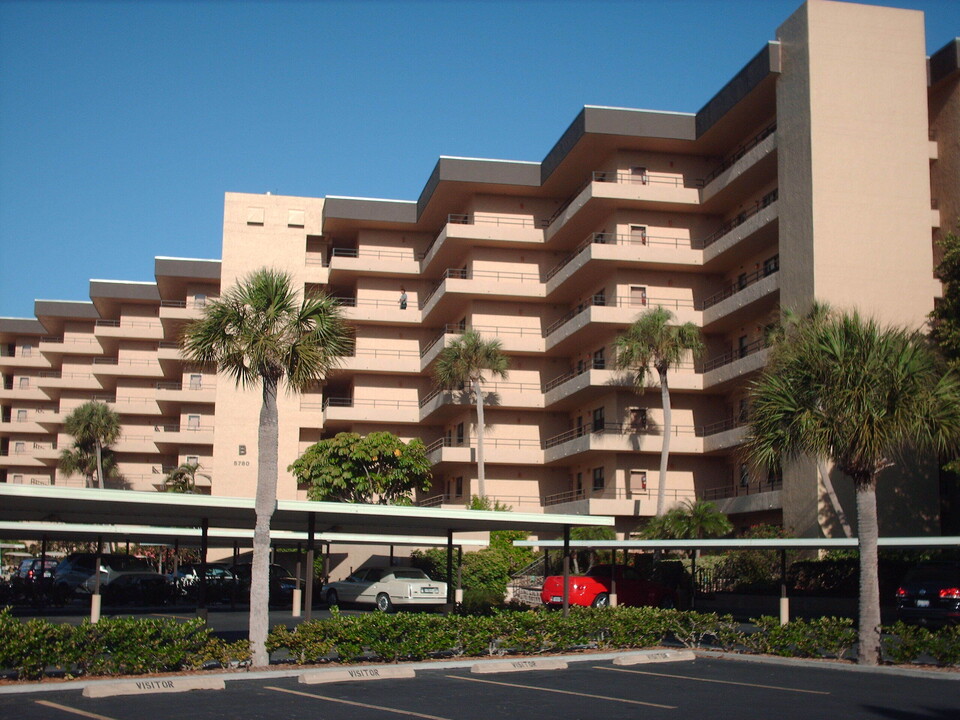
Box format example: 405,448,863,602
1,1,957,538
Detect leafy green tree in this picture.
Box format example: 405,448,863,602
59,401,122,488
181,268,349,667
434,330,510,498
744,307,960,665
289,431,432,504
162,461,208,494
931,227,960,475
570,525,617,573
640,499,732,540
614,307,704,516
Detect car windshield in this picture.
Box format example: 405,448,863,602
103,556,153,572
905,565,960,583
586,566,615,577
392,569,429,580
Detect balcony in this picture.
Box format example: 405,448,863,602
543,361,700,407
0,441,59,467
699,418,750,453
545,232,701,293
702,340,771,389
699,478,783,515
542,423,703,464
0,381,62,401
94,319,164,341
419,267,544,318
419,380,543,421
113,432,159,453
39,335,104,356
155,380,217,405
700,124,778,206
159,299,206,323
0,350,51,370
327,247,423,279
420,325,544,368
700,259,780,329
91,357,164,378
543,487,695,517
318,397,420,426
335,347,421,374
417,492,544,513
112,395,163,416
701,190,779,257
153,423,215,447
333,296,423,325
424,436,544,466
422,214,545,272
0,418,46,434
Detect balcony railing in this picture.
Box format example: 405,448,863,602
542,486,691,507
700,189,779,249
698,478,783,501
542,358,609,392
320,397,419,411
592,170,696,188
424,436,542,454
701,338,768,372
330,247,425,261
542,422,700,450
419,381,542,408
702,122,777,185
420,323,542,358
698,255,779,311
447,213,542,229
544,295,695,337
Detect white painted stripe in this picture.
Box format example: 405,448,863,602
265,686,451,719
446,674,677,709
34,700,118,720
598,666,830,694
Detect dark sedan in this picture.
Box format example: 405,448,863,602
896,562,960,626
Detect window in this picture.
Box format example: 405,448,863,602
630,286,647,307
186,455,199,466
21,344,32,358
15,441,25,454
19,377,29,389
630,408,648,431
592,407,605,432
739,464,750,487
13,474,23,484
187,414,200,430
630,224,648,244
630,470,648,493
455,476,463,498
737,273,747,290
575,415,583,437
16,409,27,422
738,398,749,423
738,335,748,358
592,467,605,491
592,347,605,370
189,374,203,390
631,166,648,184
455,422,464,446
592,290,606,307
576,472,583,493
444,428,452,446
194,294,207,308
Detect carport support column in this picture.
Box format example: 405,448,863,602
39,534,48,609
446,529,454,612
197,518,208,622
304,514,315,622
91,536,103,624
293,543,302,618
779,548,789,625
562,526,571,617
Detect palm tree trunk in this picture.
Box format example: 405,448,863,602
855,478,881,665
657,369,671,517
95,440,105,489
250,379,279,668
473,378,486,498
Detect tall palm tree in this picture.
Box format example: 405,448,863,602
434,330,509,498
59,439,120,488
744,308,960,665
614,307,703,516
181,268,349,667
60,401,121,489
162,461,208,493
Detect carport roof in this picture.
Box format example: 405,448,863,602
0,521,487,548
514,537,960,550
0,485,614,537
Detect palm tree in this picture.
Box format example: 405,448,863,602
434,330,509,498
162,461,208,493
59,439,120,488
181,268,350,667
60,401,121,489
614,307,703,516
743,308,960,665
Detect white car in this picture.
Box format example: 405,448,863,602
323,567,447,612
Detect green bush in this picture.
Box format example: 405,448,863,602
70,617,211,676
668,611,736,649
0,612,72,680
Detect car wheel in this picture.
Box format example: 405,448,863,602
326,589,339,607
375,592,394,613
591,593,610,608
658,595,676,609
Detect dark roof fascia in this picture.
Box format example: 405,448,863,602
322,196,418,226
89,280,161,302
0,317,45,335
154,257,222,280
930,38,960,86
695,41,781,138
34,300,100,320
417,157,541,217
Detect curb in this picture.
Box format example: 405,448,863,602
693,650,960,680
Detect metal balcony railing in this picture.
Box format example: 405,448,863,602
701,338,768,372
330,247,425,261
592,170,695,188
698,478,783,501
543,295,695,337
702,122,777,185
698,255,779,311
699,189,779,249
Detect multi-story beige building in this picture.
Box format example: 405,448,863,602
2,1,958,538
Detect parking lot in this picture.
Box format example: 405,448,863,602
2,654,957,720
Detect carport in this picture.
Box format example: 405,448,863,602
0,484,614,621
515,536,960,621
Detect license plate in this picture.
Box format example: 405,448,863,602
916,599,930,608
551,596,562,602
420,586,439,594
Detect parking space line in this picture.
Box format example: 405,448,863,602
446,674,677,709
597,666,830,695
34,700,119,720
264,686,453,719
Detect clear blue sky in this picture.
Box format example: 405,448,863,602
1,0,957,319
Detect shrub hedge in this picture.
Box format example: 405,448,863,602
2,605,958,681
